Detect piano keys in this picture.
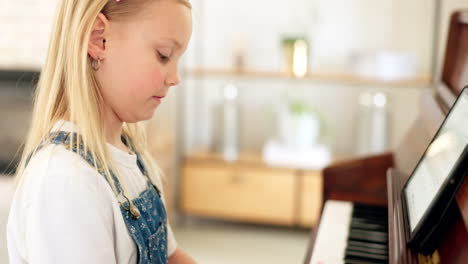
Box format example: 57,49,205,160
310,200,388,264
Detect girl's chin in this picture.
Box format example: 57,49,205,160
119,111,156,123
142,108,158,121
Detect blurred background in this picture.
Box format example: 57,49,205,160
1,0,468,263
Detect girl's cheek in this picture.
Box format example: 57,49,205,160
130,66,159,91
150,67,165,88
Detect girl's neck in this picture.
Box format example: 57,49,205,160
103,108,132,154
61,109,132,154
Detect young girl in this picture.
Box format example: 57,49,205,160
6,0,194,263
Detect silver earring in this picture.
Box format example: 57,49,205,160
91,56,101,71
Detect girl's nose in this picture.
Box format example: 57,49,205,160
165,70,180,87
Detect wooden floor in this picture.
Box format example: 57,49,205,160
173,218,310,264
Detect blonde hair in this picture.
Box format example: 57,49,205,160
15,0,191,197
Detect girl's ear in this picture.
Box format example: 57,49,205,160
88,13,110,60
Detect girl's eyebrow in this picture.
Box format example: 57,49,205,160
161,38,182,49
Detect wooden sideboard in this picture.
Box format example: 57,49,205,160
180,150,324,227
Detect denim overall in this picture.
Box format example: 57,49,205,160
26,131,169,264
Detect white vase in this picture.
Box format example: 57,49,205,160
278,107,320,149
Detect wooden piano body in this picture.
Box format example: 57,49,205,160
305,10,468,264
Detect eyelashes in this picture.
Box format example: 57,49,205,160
157,51,170,63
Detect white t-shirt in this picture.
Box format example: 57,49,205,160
6,120,177,263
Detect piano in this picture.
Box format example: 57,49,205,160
304,10,468,264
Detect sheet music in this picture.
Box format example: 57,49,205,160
405,90,468,232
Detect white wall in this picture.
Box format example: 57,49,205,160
183,77,424,155
186,0,435,73
182,0,438,156
0,0,58,70
1,0,466,156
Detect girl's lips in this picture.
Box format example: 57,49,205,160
152,96,164,104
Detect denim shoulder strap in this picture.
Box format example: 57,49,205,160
121,134,162,197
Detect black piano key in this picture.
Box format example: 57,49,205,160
351,223,388,232
353,206,386,214
353,218,386,225
343,203,389,264
350,221,387,231
345,255,388,264
353,203,388,211
352,214,387,221
345,249,388,261
352,209,387,219
351,209,388,230
347,240,388,251
350,229,388,238
352,209,387,220
345,260,385,264
348,230,388,244
346,244,388,256
352,209,387,217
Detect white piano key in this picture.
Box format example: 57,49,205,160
310,200,353,264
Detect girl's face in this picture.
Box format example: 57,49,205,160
89,0,192,123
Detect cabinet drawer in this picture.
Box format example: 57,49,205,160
181,164,296,225
299,171,323,227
